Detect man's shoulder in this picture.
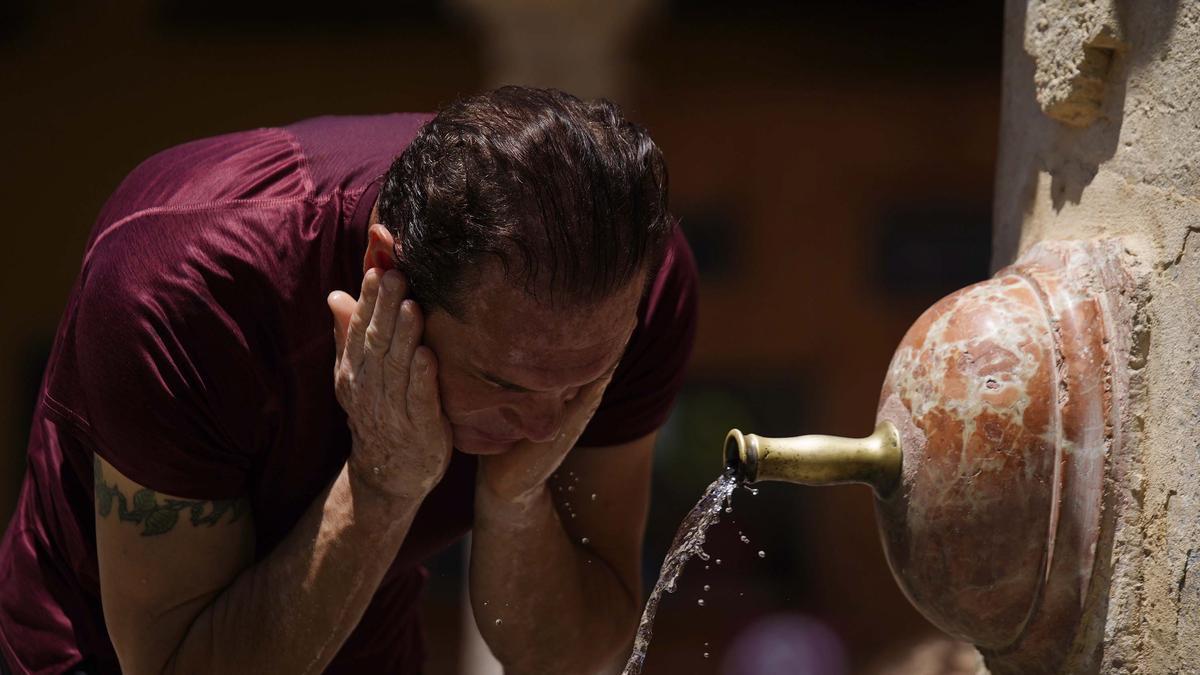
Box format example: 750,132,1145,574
107,127,312,218
75,195,355,374
283,113,433,150
98,113,431,225
83,118,399,307
643,225,699,324
283,113,434,193
577,226,699,447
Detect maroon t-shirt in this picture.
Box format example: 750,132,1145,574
0,114,698,674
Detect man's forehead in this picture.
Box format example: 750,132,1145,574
467,291,637,357
455,271,642,375
462,263,642,326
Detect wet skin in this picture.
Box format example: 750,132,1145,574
353,220,642,463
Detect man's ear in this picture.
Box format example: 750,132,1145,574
364,223,398,272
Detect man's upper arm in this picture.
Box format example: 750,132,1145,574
555,432,657,602
94,453,254,674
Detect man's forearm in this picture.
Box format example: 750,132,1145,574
470,485,639,674
160,464,420,675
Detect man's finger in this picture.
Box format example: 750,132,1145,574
385,299,422,397
362,271,405,376
327,291,356,365
406,346,440,430
344,269,382,373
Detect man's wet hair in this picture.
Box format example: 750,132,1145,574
377,86,673,319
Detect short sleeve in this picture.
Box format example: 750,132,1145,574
59,212,267,499
577,226,699,447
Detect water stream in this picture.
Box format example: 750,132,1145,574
620,471,740,675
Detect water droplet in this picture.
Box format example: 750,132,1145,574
483,600,489,606
758,550,766,558
749,487,759,496
715,559,722,565
703,652,710,659
698,550,710,561
570,513,576,518
704,642,709,647
739,592,744,597
568,486,575,492
704,565,710,570
495,618,503,626
724,506,732,514
697,599,705,607
591,493,597,501
740,535,750,544
581,537,590,545
703,584,710,591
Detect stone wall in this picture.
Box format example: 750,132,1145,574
993,1,1200,672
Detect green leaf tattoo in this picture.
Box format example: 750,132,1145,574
143,509,178,536
93,455,247,537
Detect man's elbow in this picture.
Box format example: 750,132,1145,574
504,606,638,675
580,592,641,674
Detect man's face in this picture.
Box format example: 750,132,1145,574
421,265,644,455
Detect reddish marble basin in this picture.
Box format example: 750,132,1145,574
874,240,1129,673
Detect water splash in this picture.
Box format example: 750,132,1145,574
620,472,738,675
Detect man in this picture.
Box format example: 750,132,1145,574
0,87,697,673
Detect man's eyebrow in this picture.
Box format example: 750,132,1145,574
478,349,625,393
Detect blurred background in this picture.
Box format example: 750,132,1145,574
1,1,1001,673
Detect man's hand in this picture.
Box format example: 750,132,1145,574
468,363,649,674
327,268,453,502
475,365,616,505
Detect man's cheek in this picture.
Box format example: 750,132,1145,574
439,382,500,422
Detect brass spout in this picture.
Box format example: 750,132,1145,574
724,421,902,497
